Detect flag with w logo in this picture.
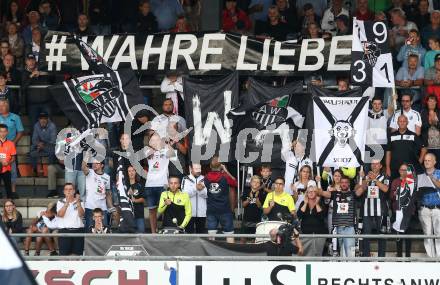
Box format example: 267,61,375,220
49,37,143,131
229,78,306,166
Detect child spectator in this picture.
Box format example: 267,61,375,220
0,124,16,199
1,199,22,234
259,163,273,202
89,208,111,234
24,202,58,256
127,165,145,233
424,37,440,70
240,175,263,243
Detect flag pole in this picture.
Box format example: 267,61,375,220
359,165,364,185
237,160,240,219
317,166,321,188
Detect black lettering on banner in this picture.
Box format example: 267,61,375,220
333,278,341,285
333,158,352,163
411,280,421,285
380,63,391,83
270,265,296,285
196,265,202,285
344,279,355,285
372,279,382,285
384,279,394,285
319,279,329,285
425,280,439,285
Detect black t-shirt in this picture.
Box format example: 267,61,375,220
265,241,298,256
241,188,264,224
261,21,290,41
129,182,144,219
260,176,273,202
297,201,327,234
387,129,423,170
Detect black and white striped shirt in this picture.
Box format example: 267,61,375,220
362,173,390,217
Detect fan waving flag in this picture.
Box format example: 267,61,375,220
307,85,369,168
350,18,395,88
0,221,37,285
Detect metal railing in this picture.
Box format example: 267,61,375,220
23,255,440,262
9,233,440,239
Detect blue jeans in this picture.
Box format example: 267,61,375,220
145,187,164,209
10,161,17,183
135,218,145,233
65,170,86,199
207,212,234,233
336,226,356,257
85,208,109,231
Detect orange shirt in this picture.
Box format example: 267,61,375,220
0,139,16,173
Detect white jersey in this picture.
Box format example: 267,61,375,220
366,109,389,145
146,148,169,188
56,199,84,229
85,169,111,211
389,109,422,133
151,114,186,139
283,150,313,193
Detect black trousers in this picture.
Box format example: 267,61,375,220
186,217,206,233
58,228,85,255
0,171,12,198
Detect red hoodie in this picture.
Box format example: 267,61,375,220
205,170,237,188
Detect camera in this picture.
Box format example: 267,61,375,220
276,213,301,246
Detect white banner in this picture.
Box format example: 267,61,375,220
28,261,440,285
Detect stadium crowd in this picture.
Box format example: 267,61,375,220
0,0,439,258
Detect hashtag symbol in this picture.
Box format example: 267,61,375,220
45,35,67,71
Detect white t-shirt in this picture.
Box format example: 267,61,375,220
56,199,84,229
366,110,389,145
389,109,422,133
146,148,169,188
283,150,313,193
85,169,111,210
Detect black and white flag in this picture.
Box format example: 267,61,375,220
350,18,395,88
230,79,306,166
184,72,239,162
49,37,144,132
307,85,369,168
0,221,37,285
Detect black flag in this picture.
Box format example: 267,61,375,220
230,79,306,166
184,72,239,163
49,37,144,132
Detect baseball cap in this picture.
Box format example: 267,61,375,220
38,112,49,118
435,53,440,62
26,54,36,60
